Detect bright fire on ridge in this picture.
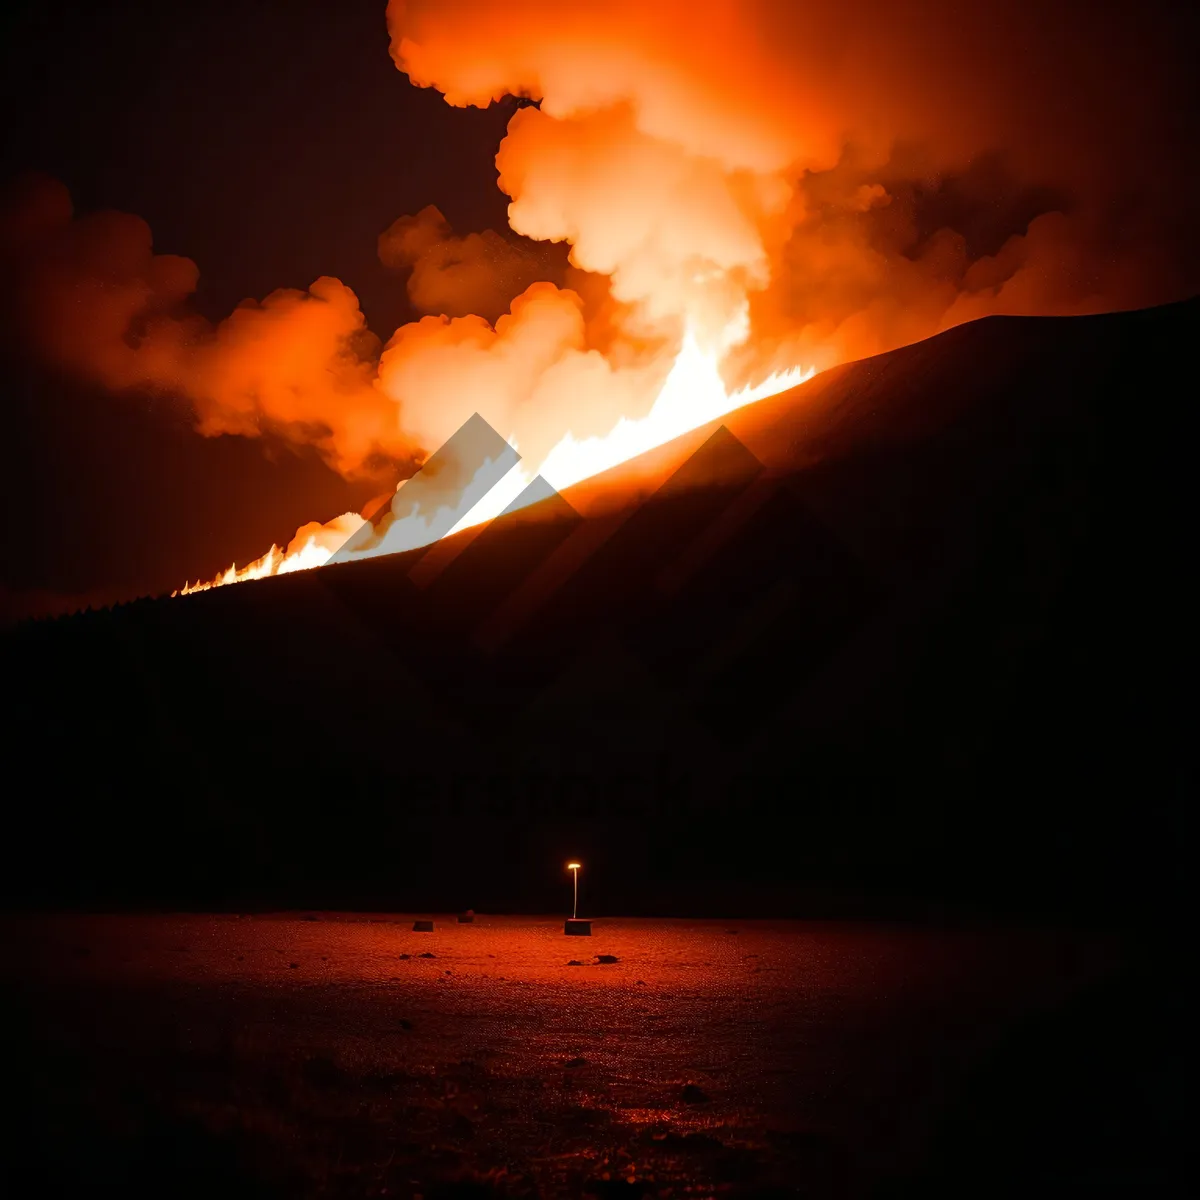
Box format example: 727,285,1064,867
175,326,814,596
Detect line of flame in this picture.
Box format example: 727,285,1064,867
174,330,814,596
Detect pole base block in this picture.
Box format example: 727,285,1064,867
564,919,592,935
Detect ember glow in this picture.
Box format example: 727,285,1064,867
176,514,366,595
177,320,815,594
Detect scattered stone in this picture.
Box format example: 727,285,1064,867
567,959,584,966
636,980,646,985
419,951,436,958
596,954,619,964
396,1019,414,1030
565,1056,588,1068
288,962,299,969
300,913,320,922
680,1083,711,1104
726,929,739,935
413,919,434,932
445,970,452,975
398,953,411,960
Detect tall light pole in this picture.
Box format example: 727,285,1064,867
567,862,581,919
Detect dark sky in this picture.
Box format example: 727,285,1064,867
0,0,1196,619
0,0,522,613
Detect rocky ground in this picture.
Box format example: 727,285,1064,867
2,913,1167,1199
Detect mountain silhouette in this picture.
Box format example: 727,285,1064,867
2,297,1192,919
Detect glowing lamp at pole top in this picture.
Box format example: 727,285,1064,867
567,861,581,919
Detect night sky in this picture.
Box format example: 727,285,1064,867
1,0,1197,620
0,0,537,613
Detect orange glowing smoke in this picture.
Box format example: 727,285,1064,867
1,1,1195,597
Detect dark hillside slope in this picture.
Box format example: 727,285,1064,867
4,298,1193,919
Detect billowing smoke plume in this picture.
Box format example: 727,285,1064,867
388,0,1197,378
379,204,560,324
2,0,1196,487
0,174,406,480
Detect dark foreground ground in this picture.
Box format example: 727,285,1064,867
0,913,1185,1199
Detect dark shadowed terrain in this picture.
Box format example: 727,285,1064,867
2,299,1192,921
0,301,1191,1197
1,913,1183,1199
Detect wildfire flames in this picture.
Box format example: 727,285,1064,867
176,323,815,594
175,514,368,594
1,0,1194,609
